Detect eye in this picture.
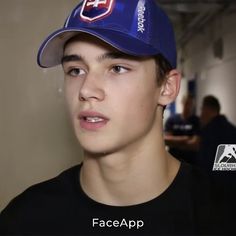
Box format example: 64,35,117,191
66,67,86,77
111,65,129,74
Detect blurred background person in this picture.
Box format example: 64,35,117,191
198,95,236,172
164,94,200,165
197,95,236,204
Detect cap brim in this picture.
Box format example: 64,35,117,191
37,27,160,68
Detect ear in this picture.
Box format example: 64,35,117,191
158,69,181,106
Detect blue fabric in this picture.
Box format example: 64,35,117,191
38,0,176,68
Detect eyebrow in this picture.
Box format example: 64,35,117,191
61,54,83,64
61,52,139,65
96,52,137,62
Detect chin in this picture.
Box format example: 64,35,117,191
82,146,116,158
77,137,116,156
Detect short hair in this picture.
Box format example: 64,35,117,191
154,54,173,87
202,95,221,113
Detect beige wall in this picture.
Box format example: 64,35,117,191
181,10,236,124
0,0,83,211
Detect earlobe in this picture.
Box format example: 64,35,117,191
158,69,181,106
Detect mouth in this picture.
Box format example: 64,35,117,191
78,111,109,131
83,116,106,123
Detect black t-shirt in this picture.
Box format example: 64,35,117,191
165,114,200,164
0,162,234,235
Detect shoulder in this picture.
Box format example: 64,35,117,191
175,162,228,211
0,164,83,234
0,164,81,217
203,115,236,135
20,164,80,196
179,162,235,234
168,162,217,206
178,162,213,191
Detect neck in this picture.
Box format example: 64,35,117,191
80,124,180,206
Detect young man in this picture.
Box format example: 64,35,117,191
0,0,232,235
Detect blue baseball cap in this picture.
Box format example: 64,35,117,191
37,0,176,68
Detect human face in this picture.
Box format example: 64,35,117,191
62,35,161,155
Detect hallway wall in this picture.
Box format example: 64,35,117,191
181,9,236,124
0,0,83,211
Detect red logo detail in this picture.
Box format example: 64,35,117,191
80,0,114,22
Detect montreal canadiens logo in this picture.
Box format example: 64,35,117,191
80,0,115,22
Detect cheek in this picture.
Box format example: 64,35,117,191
118,85,158,123
64,83,79,119
136,98,157,123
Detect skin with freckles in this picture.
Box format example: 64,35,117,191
62,34,181,206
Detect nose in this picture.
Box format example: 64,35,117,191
78,72,105,102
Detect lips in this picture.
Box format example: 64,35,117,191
78,111,109,131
